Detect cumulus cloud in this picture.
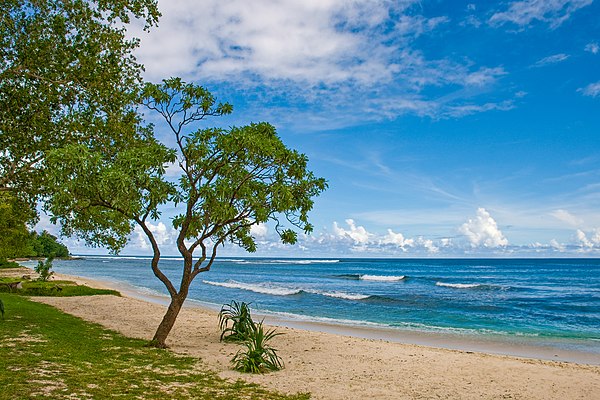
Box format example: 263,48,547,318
133,222,177,250
489,0,592,29
380,229,414,250
533,53,570,67
333,219,372,244
585,42,599,54
578,81,600,97
575,229,600,249
250,223,268,238
459,208,508,248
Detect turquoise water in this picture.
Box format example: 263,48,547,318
49,257,600,354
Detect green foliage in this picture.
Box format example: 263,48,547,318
0,192,36,261
0,298,4,319
0,294,309,399
220,301,284,373
29,230,69,257
0,0,160,201
0,260,20,269
219,301,255,342
232,321,284,374
44,78,327,346
0,277,120,297
34,257,54,282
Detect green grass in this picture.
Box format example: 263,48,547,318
0,260,20,269
0,278,120,297
0,294,310,400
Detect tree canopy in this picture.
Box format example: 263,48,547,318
45,78,327,347
0,0,160,203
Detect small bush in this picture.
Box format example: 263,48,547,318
232,321,284,373
35,257,54,281
219,300,255,342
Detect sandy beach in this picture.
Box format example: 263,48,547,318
24,270,599,400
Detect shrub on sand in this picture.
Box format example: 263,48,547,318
219,301,255,342
232,321,284,373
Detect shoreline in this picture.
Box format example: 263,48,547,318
17,269,598,399
53,270,600,366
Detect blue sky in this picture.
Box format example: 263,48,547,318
42,0,600,257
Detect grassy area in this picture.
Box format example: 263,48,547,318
0,294,310,399
0,260,20,269
0,278,120,297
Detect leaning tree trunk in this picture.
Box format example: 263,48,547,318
151,293,185,348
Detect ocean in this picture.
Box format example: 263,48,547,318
40,257,600,357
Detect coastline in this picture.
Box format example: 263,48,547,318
53,270,600,365
25,270,600,399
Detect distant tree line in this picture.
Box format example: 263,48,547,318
0,192,69,263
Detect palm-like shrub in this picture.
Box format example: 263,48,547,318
231,321,283,373
35,257,54,282
218,301,254,342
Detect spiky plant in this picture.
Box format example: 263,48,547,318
231,321,284,373
219,301,255,342
35,257,54,282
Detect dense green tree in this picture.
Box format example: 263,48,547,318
29,230,69,257
0,192,35,261
0,0,160,202
45,79,327,347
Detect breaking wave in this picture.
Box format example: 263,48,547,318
202,280,369,300
334,274,406,282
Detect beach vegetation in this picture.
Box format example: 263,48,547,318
35,257,54,282
0,260,20,269
44,78,327,348
0,277,119,297
219,300,255,342
232,321,284,373
0,294,309,399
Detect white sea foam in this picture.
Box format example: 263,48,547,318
203,280,369,300
202,280,301,296
360,275,406,282
306,289,370,300
436,282,482,289
270,259,340,264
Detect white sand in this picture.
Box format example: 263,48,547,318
28,272,600,400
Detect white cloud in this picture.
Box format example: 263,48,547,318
128,0,509,123
585,42,599,54
578,81,600,97
576,229,600,249
576,229,594,248
380,229,414,250
459,208,508,248
133,222,177,250
550,209,583,226
133,0,413,85
332,219,372,244
489,0,593,29
250,223,268,238
533,53,570,67
550,239,566,251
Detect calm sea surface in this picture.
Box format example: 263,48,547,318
45,257,600,354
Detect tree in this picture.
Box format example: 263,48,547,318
45,78,327,347
29,230,69,258
0,192,36,261
0,0,160,203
